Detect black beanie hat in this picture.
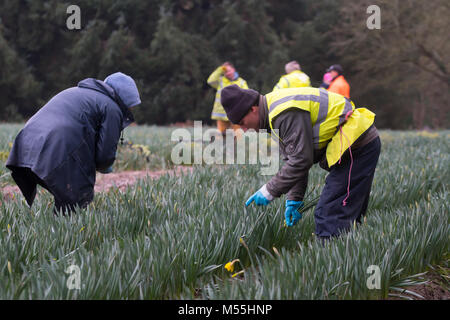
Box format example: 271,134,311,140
221,85,260,124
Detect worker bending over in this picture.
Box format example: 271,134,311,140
221,85,380,240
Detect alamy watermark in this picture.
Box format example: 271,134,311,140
66,5,81,30
170,121,280,175
366,5,381,30
65,264,81,290
366,265,381,289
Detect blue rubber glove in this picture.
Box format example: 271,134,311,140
285,200,304,227
98,166,113,174
245,185,274,207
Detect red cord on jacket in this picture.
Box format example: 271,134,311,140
338,110,354,206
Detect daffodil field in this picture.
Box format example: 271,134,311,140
0,125,448,299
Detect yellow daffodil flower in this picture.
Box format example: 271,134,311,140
224,259,240,272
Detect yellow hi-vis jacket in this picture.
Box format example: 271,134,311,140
273,70,311,91
207,66,248,121
266,87,375,167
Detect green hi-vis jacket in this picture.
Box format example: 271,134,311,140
266,87,375,168
273,70,311,91
207,66,248,121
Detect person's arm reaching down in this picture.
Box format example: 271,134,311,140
95,103,123,171
265,109,314,201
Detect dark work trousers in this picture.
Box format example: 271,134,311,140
10,166,90,216
314,137,381,239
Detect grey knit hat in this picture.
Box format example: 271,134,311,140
221,85,260,124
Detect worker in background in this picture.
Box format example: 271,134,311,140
273,60,310,91
326,64,350,98
207,62,248,137
220,84,380,241
6,72,141,215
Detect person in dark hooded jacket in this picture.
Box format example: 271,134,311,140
6,72,141,214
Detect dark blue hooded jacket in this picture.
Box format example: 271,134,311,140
6,77,138,206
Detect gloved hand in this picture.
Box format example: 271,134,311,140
98,166,113,174
245,185,274,207
284,200,304,227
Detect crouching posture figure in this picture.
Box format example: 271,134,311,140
6,72,141,214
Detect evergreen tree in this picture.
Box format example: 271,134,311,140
134,9,216,124
0,24,41,121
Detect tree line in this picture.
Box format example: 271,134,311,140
0,0,448,128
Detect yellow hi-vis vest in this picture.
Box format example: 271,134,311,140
266,87,375,167
273,70,311,91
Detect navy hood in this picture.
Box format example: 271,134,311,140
104,72,141,108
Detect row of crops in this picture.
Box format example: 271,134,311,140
0,125,449,299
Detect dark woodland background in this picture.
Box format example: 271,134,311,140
0,0,449,128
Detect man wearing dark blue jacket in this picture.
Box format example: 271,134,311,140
6,72,141,214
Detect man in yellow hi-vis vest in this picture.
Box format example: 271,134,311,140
220,85,381,240
273,60,311,91
207,62,248,136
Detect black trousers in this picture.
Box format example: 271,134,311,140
314,137,381,238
